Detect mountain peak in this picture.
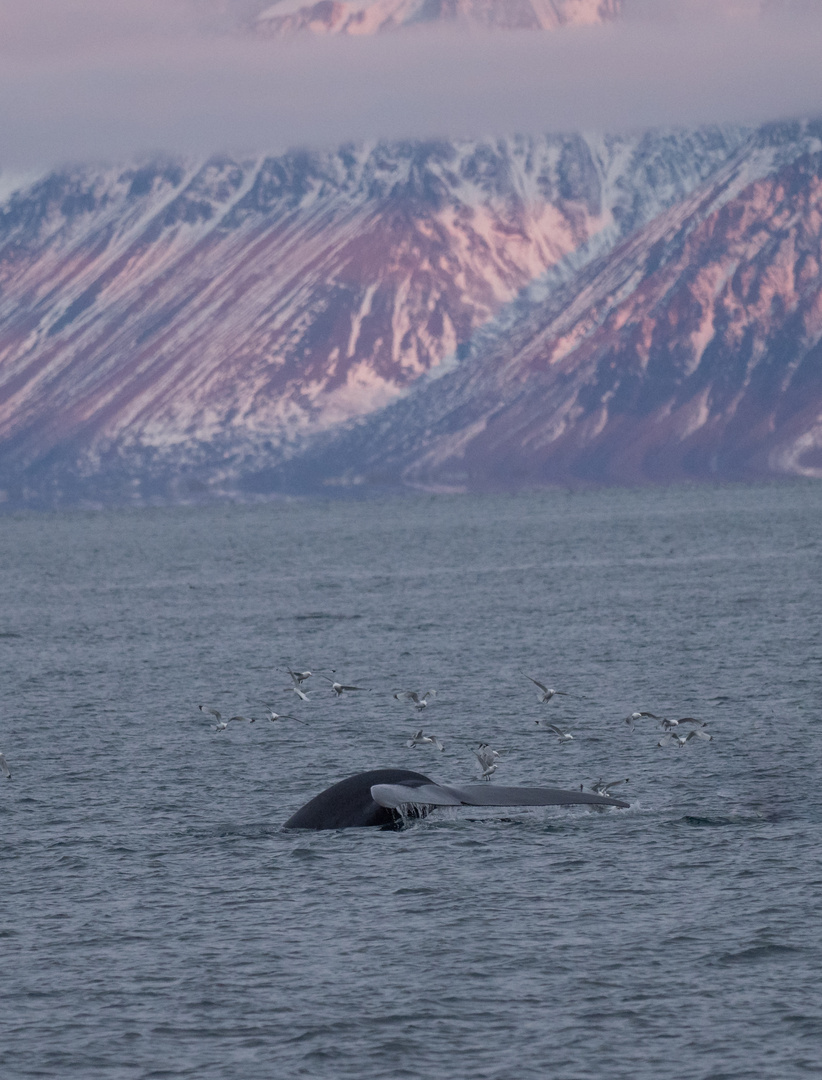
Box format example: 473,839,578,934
254,0,621,36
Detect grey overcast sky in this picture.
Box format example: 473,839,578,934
1,0,821,170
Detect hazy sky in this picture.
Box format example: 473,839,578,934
1,0,822,171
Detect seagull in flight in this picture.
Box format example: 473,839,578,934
658,729,713,748
199,704,246,731
474,743,501,780
0,752,10,779
660,717,706,730
264,710,306,726
394,690,437,709
407,729,444,751
591,778,629,797
522,675,569,703
320,676,370,696
214,715,256,732
286,669,312,686
535,721,574,742
623,710,663,731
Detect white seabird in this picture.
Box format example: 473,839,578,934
264,710,306,726
407,729,444,751
522,674,569,703
591,777,629,797
660,717,706,730
474,743,501,780
535,720,574,742
658,729,713,748
215,715,255,732
623,710,662,731
394,690,437,709
286,669,312,685
320,675,370,696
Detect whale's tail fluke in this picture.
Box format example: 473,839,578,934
283,768,629,829
371,782,629,811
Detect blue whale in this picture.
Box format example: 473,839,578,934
283,768,629,830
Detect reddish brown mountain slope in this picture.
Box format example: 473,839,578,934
0,130,742,504
309,131,822,490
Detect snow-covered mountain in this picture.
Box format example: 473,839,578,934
0,127,744,505
284,121,822,491
254,0,620,36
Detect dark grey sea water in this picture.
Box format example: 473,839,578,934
2,484,821,1079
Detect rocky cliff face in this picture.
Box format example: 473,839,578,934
253,0,620,36
290,121,822,491
0,127,743,504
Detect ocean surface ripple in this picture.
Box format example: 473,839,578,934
2,484,821,1079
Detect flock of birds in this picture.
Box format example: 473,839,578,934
195,667,715,796
0,668,715,788
624,709,714,747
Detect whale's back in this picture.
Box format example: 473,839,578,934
283,768,434,830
